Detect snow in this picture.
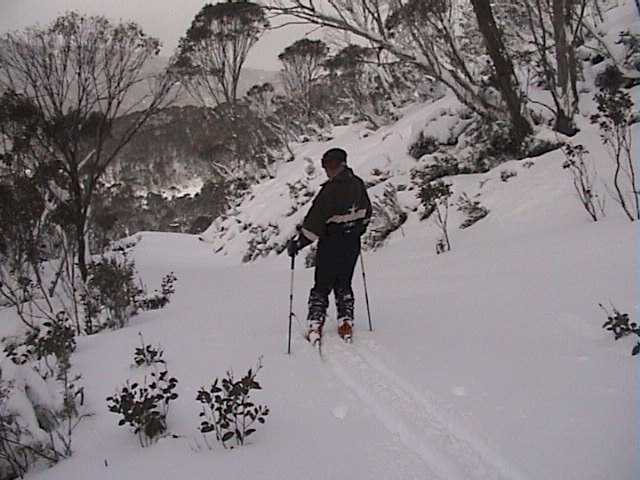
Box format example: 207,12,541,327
4,3,638,479
0,354,62,444
24,200,638,480
20,101,638,480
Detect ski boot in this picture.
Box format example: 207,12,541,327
305,320,324,348
337,318,353,343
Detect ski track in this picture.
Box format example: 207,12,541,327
323,337,528,480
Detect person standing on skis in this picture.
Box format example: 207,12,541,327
287,148,372,345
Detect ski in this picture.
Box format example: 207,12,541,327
306,329,324,359
313,336,323,358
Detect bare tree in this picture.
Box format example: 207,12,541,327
561,143,604,221
591,87,638,221
324,44,393,129
246,82,296,160
515,0,589,134
278,38,329,119
265,0,532,148
174,1,269,107
0,12,174,281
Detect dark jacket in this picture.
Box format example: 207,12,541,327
301,167,372,242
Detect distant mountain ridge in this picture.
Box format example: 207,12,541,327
106,58,281,192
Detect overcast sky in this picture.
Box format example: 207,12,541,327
0,0,315,71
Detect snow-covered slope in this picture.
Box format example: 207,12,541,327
13,4,639,479
28,182,637,480
24,92,639,480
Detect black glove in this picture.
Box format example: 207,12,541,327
287,237,301,257
287,233,312,257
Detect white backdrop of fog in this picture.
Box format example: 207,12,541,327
0,0,322,71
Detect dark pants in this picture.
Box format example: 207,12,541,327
308,231,361,326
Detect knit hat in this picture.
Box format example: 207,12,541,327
321,148,347,167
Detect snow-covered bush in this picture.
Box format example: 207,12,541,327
243,223,282,263
285,158,318,217
363,184,407,250
365,168,391,188
106,369,179,447
456,193,489,229
600,304,639,356
0,354,72,478
409,153,462,191
464,120,517,171
196,359,269,449
1,310,86,472
82,255,177,333
408,132,439,159
500,169,517,182
521,135,564,159
285,179,316,216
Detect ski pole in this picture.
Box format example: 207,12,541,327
287,254,295,354
360,253,373,331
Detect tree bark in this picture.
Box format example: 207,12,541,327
469,0,532,149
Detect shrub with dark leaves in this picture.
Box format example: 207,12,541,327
81,255,144,332
138,273,177,311
600,304,640,356
4,312,76,377
196,359,269,449
133,334,165,368
417,180,453,253
500,169,517,182
107,370,179,447
408,132,439,159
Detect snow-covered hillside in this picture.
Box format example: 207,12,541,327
2,3,637,480
24,152,637,480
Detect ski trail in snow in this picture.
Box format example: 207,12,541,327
324,339,527,480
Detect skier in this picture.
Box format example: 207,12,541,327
287,148,372,345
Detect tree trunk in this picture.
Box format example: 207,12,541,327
553,0,580,132
469,0,532,149
76,216,89,282
553,0,569,99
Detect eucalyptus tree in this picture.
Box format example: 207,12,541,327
0,12,174,281
265,0,532,149
278,38,329,119
175,1,269,107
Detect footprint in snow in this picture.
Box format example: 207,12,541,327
452,386,467,397
332,405,349,420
